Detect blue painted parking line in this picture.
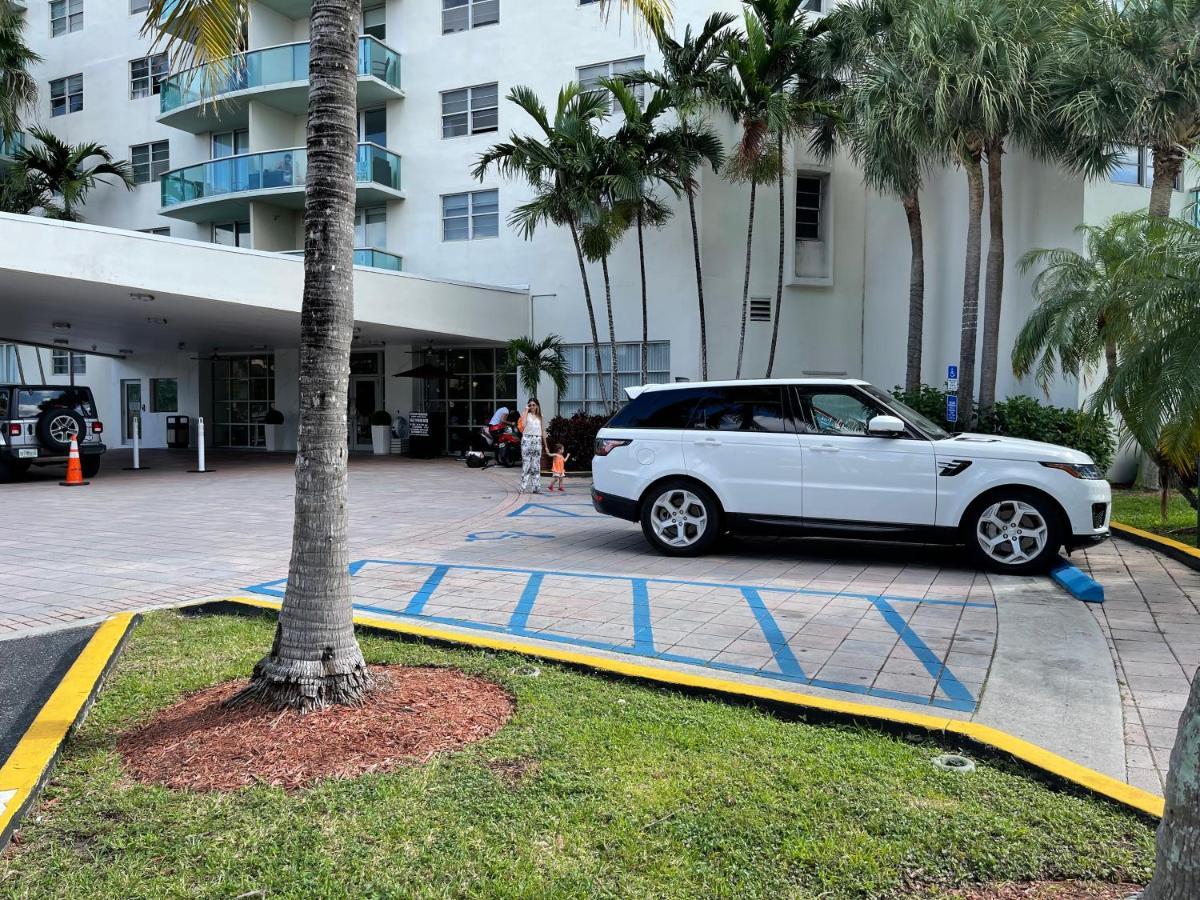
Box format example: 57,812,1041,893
507,502,606,519
245,559,991,713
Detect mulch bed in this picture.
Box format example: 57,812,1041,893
117,666,514,792
935,883,1142,899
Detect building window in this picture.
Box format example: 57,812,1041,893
0,345,17,385
443,0,499,34
50,0,83,36
1111,145,1182,191
795,175,823,241
130,0,149,13
130,53,168,99
212,356,275,447
560,342,670,416
577,57,644,110
442,189,499,241
414,347,517,454
355,205,387,248
213,220,251,247
130,141,170,184
150,378,178,413
140,226,171,236
358,107,387,146
442,83,499,138
362,3,385,39
49,74,83,117
51,349,86,375
211,129,249,159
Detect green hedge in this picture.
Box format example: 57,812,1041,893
891,386,1116,472
546,413,609,471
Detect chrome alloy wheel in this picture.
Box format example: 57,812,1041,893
975,500,1049,565
48,414,80,445
650,489,708,548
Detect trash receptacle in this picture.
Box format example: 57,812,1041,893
166,415,190,449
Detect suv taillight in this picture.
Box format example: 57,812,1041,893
594,438,631,457
7,423,18,436
92,421,103,434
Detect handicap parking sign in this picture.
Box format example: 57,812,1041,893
946,394,958,423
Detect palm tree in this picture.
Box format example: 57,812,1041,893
820,0,933,392
628,13,735,380
474,84,613,408
0,0,39,143
504,334,570,401
15,127,135,220
1054,0,1200,220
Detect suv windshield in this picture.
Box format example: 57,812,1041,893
16,388,96,419
861,385,951,440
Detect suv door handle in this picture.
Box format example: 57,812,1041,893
693,437,721,446
810,443,840,453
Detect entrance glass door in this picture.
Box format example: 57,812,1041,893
121,379,142,444
348,375,380,451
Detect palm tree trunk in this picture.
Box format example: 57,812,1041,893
902,190,925,393
568,217,607,408
979,139,1005,412
735,177,757,380
1141,671,1200,900
637,208,648,385
235,0,368,712
765,133,785,378
601,253,619,407
1149,145,1184,219
958,145,985,426
686,185,708,380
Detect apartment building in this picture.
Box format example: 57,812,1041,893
2,0,1190,453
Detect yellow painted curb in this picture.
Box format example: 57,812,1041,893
219,596,1164,819
1112,520,1200,559
0,612,138,847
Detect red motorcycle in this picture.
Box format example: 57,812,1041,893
479,421,521,468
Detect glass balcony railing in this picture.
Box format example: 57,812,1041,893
160,142,402,208
160,36,402,114
0,132,24,158
283,248,403,271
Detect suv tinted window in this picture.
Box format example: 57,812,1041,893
798,389,900,437
16,388,96,419
606,387,705,429
0,389,7,418
689,386,793,433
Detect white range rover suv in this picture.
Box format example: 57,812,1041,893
590,379,1111,574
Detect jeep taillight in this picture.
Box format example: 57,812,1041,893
7,423,18,436
594,438,631,457
92,421,103,434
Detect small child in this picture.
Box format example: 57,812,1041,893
549,444,570,492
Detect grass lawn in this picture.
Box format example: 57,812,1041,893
0,611,1156,899
1111,489,1198,547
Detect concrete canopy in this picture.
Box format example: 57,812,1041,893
0,213,529,358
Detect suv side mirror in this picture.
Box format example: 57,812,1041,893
867,415,906,436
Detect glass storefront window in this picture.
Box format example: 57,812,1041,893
417,347,516,455
211,354,275,447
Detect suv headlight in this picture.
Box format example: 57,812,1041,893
1040,461,1104,480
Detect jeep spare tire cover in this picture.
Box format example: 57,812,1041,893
36,408,85,452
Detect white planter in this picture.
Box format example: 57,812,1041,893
263,424,280,452
371,424,391,455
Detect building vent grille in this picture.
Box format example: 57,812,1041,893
750,298,772,322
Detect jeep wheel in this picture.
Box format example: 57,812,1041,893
640,478,721,557
36,408,86,453
965,489,1062,575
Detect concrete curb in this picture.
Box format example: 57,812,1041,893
0,612,138,852
209,595,1164,820
1112,521,1200,573
1051,558,1105,603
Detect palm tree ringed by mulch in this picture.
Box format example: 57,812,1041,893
117,667,513,792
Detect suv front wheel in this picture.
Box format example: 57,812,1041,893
965,488,1062,575
640,478,721,556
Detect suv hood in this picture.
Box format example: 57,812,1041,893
933,432,1094,465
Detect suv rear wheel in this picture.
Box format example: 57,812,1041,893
640,478,721,556
965,488,1062,575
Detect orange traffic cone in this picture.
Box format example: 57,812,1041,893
59,435,89,487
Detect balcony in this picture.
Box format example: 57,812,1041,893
159,142,403,222
283,248,403,271
158,36,402,133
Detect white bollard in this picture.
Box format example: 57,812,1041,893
123,416,150,471
189,416,213,473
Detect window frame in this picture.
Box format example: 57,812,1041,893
50,349,86,376
442,0,500,34
150,378,179,413
130,52,169,100
576,56,645,111
50,0,83,37
49,74,84,117
1111,144,1183,192
795,174,824,242
130,0,150,13
559,341,671,417
441,82,499,138
130,140,170,185
686,385,798,434
441,189,499,241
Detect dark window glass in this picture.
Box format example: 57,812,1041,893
689,386,792,433
17,388,96,419
798,389,888,436
606,387,705,429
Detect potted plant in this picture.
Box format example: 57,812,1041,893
370,410,393,455
262,408,285,451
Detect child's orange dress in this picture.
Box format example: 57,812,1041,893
551,454,566,476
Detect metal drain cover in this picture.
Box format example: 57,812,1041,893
933,753,976,773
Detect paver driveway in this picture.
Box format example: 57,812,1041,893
0,449,1195,795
